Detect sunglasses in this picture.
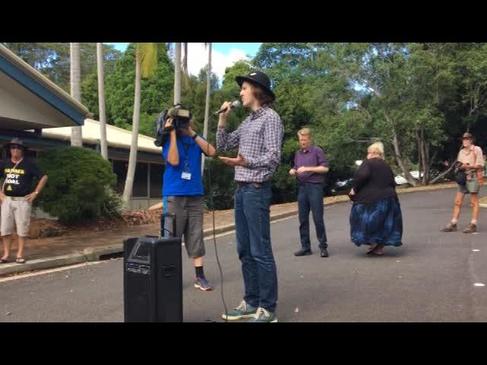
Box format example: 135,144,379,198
10,145,23,150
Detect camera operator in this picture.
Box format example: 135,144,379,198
162,108,217,292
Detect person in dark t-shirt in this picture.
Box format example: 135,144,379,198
0,138,48,264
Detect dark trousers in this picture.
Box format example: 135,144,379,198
298,183,328,250
234,182,278,312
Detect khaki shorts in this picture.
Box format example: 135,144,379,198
1,196,32,237
458,176,481,194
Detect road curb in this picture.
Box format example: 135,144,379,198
0,245,124,277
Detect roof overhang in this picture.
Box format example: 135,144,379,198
0,44,91,130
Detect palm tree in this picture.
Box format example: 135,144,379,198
201,43,212,174
122,43,159,206
70,43,83,146
174,43,182,104
182,42,188,76
96,43,108,160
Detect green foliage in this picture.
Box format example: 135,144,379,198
5,43,121,93
81,43,174,137
9,42,487,208
36,147,120,224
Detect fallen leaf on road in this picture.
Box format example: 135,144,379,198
5,312,11,316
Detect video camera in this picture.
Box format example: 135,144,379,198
154,104,192,147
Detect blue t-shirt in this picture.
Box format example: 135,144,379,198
162,136,204,196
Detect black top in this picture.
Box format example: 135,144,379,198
351,158,397,204
0,158,44,197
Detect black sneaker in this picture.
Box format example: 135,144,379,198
294,248,312,256
463,223,477,234
320,248,329,257
441,223,457,232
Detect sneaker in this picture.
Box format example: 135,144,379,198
249,307,278,323
294,248,312,256
320,248,329,257
194,277,213,291
221,300,257,321
463,223,477,234
441,223,457,232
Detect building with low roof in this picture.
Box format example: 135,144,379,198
0,43,164,211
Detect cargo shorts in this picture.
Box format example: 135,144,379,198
1,196,32,237
166,196,205,258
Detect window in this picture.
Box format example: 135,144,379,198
112,159,127,195
133,162,148,197
150,163,164,198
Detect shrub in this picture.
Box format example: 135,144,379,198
36,147,121,224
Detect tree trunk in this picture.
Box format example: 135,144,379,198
202,43,211,174
416,127,422,184
430,160,456,184
174,43,182,104
96,43,108,160
421,127,428,184
385,112,417,186
423,135,430,184
70,43,83,147
182,42,188,76
122,49,142,206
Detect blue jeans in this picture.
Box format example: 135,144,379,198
298,183,328,250
234,182,278,313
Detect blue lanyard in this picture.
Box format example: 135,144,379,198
182,141,191,172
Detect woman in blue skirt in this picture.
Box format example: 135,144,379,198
349,142,403,256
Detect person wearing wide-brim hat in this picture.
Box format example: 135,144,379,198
217,70,283,322
0,138,48,264
441,132,485,233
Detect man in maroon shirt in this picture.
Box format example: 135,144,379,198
289,128,330,257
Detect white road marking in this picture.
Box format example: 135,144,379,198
0,260,108,283
473,283,485,287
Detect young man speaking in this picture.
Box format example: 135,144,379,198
217,71,284,322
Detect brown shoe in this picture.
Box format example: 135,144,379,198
441,223,457,232
463,224,477,234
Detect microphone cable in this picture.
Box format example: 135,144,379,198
203,135,229,322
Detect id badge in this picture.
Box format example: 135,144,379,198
181,171,192,180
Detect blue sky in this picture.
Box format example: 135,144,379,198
109,42,261,58
213,43,261,58
108,43,262,80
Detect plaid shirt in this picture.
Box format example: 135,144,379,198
217,106,284,183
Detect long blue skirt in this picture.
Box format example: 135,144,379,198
350,196,403,247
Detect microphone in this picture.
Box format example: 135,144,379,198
215,100,241,115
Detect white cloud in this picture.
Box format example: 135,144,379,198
184,43,249,82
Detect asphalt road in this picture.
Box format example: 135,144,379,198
1,189,487,322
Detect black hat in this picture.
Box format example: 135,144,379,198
235,70,275,100
4,137,26,150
